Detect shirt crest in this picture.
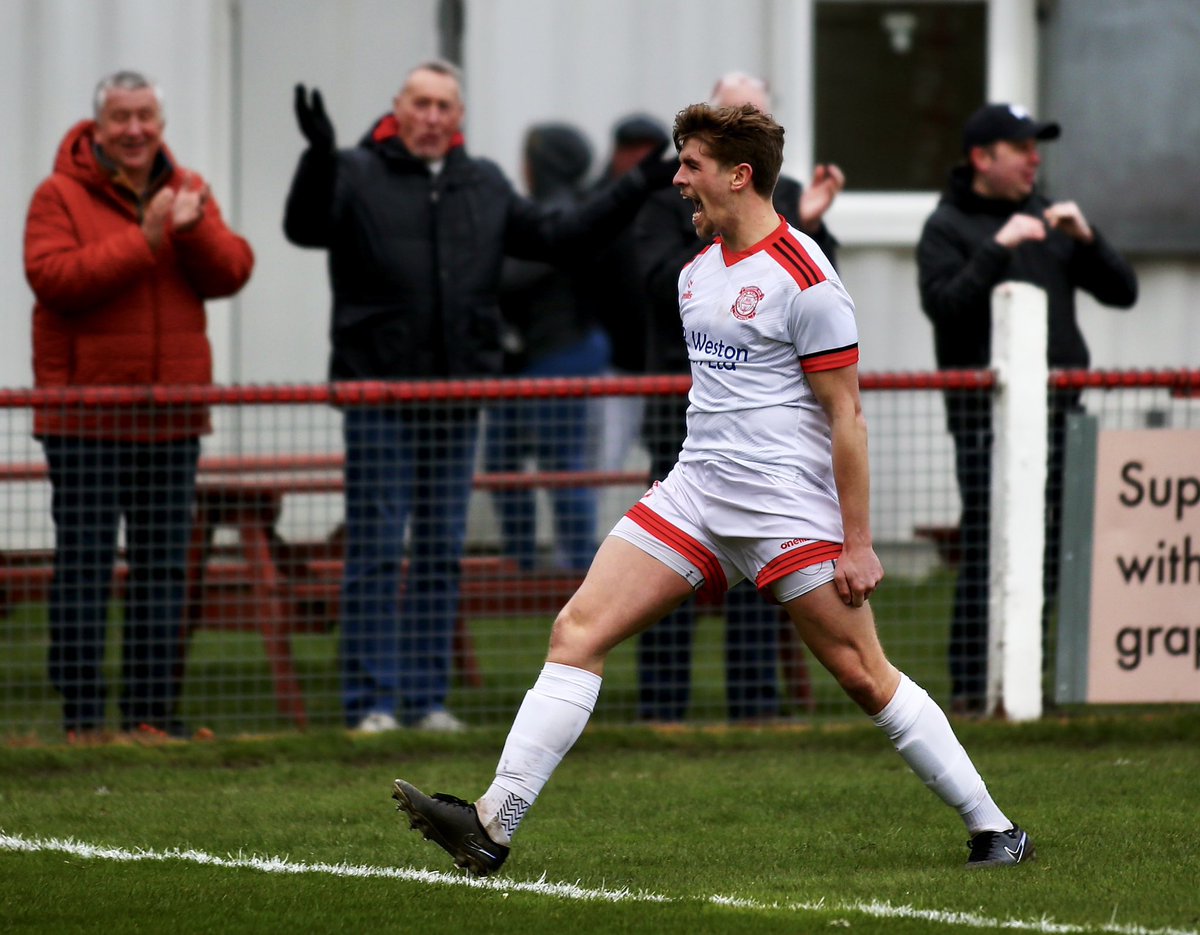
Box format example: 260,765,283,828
731,285,764,321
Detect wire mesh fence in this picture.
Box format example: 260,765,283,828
1,372,1196,740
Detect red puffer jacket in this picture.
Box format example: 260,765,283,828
24,119,254,440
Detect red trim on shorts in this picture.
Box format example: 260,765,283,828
755,540,843,591
625,502,728,599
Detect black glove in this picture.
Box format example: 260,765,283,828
635,141,679,190
294,83,336,153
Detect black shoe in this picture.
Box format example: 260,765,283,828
966,825,1036,868
392,779,509,877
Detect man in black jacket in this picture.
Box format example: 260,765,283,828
917,102,1138,715
283,60,675,733
634,72,844,722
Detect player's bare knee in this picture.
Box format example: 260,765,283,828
827,653,891,711
547,601,600,665
834,668,875,709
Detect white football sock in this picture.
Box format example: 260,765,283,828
476,662,602,844
872,672,1011,836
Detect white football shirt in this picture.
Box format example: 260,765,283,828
675,217,859,486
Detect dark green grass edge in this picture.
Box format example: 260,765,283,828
3,707,1197,775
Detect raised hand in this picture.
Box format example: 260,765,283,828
294,83,336,152
799,163,845,232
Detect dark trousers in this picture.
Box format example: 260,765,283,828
42,436,199,733
636,393,780,721
339,405,479,726
946,391,1075,705
483,329,609,572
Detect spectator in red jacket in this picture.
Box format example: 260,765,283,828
24,69,254,739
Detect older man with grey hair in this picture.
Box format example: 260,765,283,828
24,69,254,739
284,61,678,735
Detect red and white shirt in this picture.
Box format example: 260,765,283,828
675,217,859,485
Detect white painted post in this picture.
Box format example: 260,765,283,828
987,282,1048,721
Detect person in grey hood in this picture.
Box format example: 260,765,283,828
283,61,676,734
485,122,610,574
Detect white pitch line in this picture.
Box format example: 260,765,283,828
0,830,665,904
2,830,1194,935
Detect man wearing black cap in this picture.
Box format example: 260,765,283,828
917,102,1138,716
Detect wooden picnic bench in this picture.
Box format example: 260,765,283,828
1,455,811,728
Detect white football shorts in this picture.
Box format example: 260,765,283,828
609,459,842,603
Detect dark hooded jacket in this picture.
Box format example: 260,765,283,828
496,123,600,371
917,165,1138,371
283,114,652,381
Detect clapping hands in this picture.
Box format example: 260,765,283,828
141,172,210,251
1043,201,1093,243
994,200,1094,248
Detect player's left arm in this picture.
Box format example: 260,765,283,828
807,363,884,607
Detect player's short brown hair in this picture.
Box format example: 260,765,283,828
672,103,784,197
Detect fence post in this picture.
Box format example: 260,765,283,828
987,281,1048,721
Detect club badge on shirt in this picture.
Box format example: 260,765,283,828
731,285,764,321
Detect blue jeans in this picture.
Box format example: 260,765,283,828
483,329,609,571
41,436,199,733
339,405,479,726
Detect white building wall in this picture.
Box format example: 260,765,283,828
0,0,1195,546
232,0,441,385
1,0,235,387
3,0,1193,387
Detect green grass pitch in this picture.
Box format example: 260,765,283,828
2,712,1198,934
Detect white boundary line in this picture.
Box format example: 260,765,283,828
2,831,1194,935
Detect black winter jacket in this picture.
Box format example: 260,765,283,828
635,176,839,372
496,123,598,372
917,166,1138,371
283,116,654,381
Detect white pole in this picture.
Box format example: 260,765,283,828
987,282,1048,721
